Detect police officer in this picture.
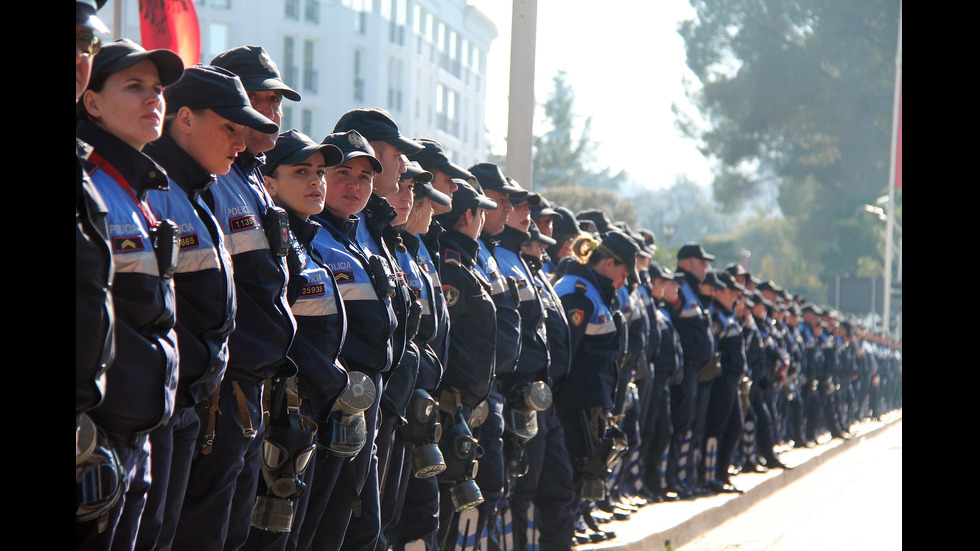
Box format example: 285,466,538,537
75,1,117,535
638,262,683,503
552,230,637,541
384,164,454,551
327,108,424,551
241,129,349,551
75,0,113,452
137,64,270,551
664,243,716,498
293,130,389,551
511,219,578,551
75,38,184,549
462,163,528,551
174,47,296,551
431,180,500,550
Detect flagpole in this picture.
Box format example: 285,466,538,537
883,2,901,338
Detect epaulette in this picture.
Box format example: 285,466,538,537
444,249,462,267
574,280,589,295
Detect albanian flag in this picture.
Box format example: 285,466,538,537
139,0,201,67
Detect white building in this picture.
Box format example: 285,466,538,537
99,0,498,168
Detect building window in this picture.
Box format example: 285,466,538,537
305,0,319,22
212,0,231,8
388,57,403,112
303,39,317,94
283,106,294,131
285,0,299,19
302,109,314,137
353,49,365,102
282,36,298,91
207,22,229,62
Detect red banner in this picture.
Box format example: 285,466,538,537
139,0,201,68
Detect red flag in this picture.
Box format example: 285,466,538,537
895,78,901,189
139,0,201,68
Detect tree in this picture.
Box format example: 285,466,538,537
532,70,628,191
678,0,901,283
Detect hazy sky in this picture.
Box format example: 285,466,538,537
468,0,713,192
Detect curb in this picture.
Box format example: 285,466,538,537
572,410,903,551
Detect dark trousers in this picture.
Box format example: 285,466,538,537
77,432,151,551
640,371,672,492
390,473,441,550
703,375,744,484
297,369,382,551
509,407,576,551
132,407,200,551
666,363,699,485
172,380,265,551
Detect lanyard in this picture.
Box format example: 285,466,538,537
88,150,159,228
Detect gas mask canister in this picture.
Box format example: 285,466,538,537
321,371,377,458
251,378,318,533
437,409,484,512
397,389,446,478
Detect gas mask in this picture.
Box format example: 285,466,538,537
321,371,377,458
503,381,553,441
76,413,123,532
437,410,484,512
397,389,446,479
252,378,318,533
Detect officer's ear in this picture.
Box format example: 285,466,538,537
262,174,278,197
81,89,102,121
173,106,195,136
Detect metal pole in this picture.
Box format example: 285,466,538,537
883,2,901,338
505,0,537,190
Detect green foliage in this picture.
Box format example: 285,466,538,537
679,0,901,283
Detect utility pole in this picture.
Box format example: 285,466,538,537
505,0,537,189
883,2,901,338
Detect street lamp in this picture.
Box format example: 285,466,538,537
863,194,901,337
662,223,677,260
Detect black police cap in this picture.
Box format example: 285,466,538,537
676,243,716,261
408,138,472,180
577,209,613,234
211,45,300,101
716,270,745,292
165,65,279,134
89,38,184,87
551,206,581,240
334,108,423,154
529,194,561,221
443,179,498,222
77,0,108,34
701,270,726,290
261,129,343,177
528,220,557,247
321,130,384,174
469,163,527,199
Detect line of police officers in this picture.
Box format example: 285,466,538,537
76,3,902,550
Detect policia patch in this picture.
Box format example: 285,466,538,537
443,285,460,307
569,308,585,327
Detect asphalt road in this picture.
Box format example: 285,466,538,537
676,419,903,551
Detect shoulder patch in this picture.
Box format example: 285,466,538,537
333,270,356,284
574,280,588,294
444,249,461,267
569,308,585,327
113,236,145,253
443,285,460,307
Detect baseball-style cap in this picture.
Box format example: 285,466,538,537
261,129,343,177
321,130,384,174
401,161,432,183
577,209,614,234
599,229,641,282
408,139,473,180
716,270,746,292
701,270,726,290
446,179,498,217
165,65,279,134
77,0,109,34
529,194,561,221
676,243,716,261
528,220,556,247
334,108,423,154
210,45,301,101
469,163,528,200
551,206,581,241
89,38,184,87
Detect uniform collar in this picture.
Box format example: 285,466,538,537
76,120,169,198
443,228,480,268
314,209,360,240
143,134,216,198
495,225,531,253
234,150,265,173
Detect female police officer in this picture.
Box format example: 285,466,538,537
75,38,183,550
135,63,275,551
551,229,639,542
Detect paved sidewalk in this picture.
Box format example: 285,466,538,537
572,410,904,551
